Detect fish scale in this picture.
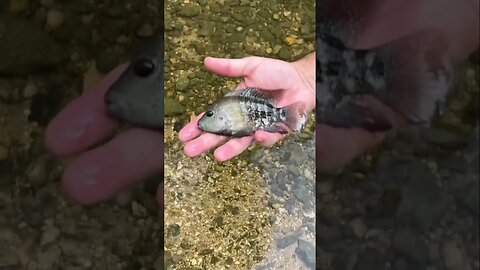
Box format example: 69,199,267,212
239,97,281,129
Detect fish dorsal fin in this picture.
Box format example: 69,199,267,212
225,87,279,104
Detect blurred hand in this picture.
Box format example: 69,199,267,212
45,64,164,206
316,0,479,173
178,55,316,162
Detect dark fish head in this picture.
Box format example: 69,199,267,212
197,103,233,135
104,33,164,130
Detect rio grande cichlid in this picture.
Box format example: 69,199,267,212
315,0,455,132
197,87,307,137
104,32,164,131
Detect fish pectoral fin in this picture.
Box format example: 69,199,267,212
320,95,393,132
263,123,290,134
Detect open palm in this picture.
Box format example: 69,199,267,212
178,56,316,161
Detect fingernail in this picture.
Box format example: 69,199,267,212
65,112,95,139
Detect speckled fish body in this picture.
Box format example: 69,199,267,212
197,88,307,137
315,1,454,132
104,32,164,130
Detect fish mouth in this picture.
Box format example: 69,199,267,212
197,117,208,131
104,91,126,118
197,116,218,133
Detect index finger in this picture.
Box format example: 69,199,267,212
45,64,129,157
178,113,204,142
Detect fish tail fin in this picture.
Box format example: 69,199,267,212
372,29,454,124
282,101,308,132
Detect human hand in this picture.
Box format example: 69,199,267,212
178,55,316,162
44,64,164,206
315,0,479,174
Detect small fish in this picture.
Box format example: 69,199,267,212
104,32,164,131
197,88,307,137
316,1,454,132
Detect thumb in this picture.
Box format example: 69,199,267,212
204,56,263,77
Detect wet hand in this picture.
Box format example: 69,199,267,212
178,56,315,162
44,64,164,206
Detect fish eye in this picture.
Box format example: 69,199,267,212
206,111,214,117
133,58,155,77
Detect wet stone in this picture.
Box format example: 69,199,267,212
40,226,60,246
441,240,465,270
420,127,466,149
0,14,64,75
316,180,332,194
438,154,470,173
179,4,201,17
288,165,300,176
317,222,341,243
286,145,306,165
260,29,275,44
228,32,244,43
354,247,387,270
350,218,367,238
295,239,315,269
198,248,213,255
270,183,284,197
396,164,452,231
165,97,186,116
394,257,411,270
393,229,429,265
278,46,292,60
293,183,311,205
319,206,341,226
427,241,441,263
167,224,181,237
458,180,479,215
175,78,190,92
276,232,299,249
0,145,8,160
46,9,65,30
28,92,62,126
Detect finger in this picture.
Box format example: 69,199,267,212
61,128,163,205
204,56,262,77
254,130,286,147
213,136,254,161
316,124,386,174
45,64,129,157
178,113,204,142
183,133,228,157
